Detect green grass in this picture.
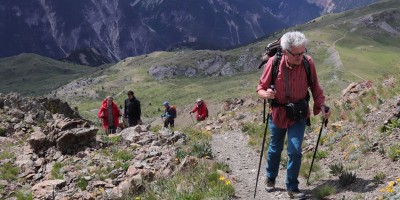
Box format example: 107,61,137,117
242,122,266,147
0,127,6,137
388,144,400,161
14,190,33,200
300,159,321,178
51,162,64,179
314,185,336,199
0,54,100,95
0,162,20,181
77,176,89,191
373,172,386,184
137,161,235,199
112,150,133,162
0,150,14,160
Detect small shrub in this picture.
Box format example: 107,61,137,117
0,127,6,136
339,172,357,187
242,122,266,146
385,118,400,135
373,172,386,184
0,162,20,181
315,150,328,160
314,185,336,199
150,124,162,133
387,144,400,161
378,144,385,156
175,148,188,160
300,160,320,178
190,142,213,158
77,176,88,190
113,150,133,161
51,162,64,179
329,163,344,176
14,191,33,200
110,135,122,145
0,150,14,160
114,161,130,171
213,162,231,173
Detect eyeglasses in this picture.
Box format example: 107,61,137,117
286,48,307,57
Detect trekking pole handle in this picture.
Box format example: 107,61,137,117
267,85,275,104
323,106,330,127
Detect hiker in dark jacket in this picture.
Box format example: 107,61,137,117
124,91,141,127
161,101,176,128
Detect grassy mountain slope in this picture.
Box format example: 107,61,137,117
54,0,400,124
0,54,103,95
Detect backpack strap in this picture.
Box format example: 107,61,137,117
302,55,313,87
271,50,282,85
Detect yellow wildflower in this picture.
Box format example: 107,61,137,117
379,188,386,193
396,177,400,183
225,180,231,185
378,196,383,200
388,181,396,187
219,176,225,181
135,197,141,200
386,185,394,193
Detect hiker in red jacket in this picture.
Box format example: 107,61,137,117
189,98,208,121
98,96,122,134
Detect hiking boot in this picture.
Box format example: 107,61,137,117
287,189,305,199
264,177,275,192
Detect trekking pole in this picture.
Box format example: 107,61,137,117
254,111,270,198
254,85,274,198
263,99,266,123
307,106,330,184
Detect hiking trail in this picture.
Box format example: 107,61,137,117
211,130,305,200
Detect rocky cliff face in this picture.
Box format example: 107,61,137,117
0,0,377,65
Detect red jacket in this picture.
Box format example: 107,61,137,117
191,102,208,121
257,55,325,128
98,99,121,129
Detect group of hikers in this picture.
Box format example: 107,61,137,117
97,91,209,134
98,31,332,199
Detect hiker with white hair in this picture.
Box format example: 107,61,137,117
257,31,331,199
189,98,209,121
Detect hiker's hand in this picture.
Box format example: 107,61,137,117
321,105,331,120
258,88,276,100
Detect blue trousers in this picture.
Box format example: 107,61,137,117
266,117,307,191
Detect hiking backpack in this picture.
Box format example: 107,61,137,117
259,38,313,86
170,105,177,118
259,38,313,124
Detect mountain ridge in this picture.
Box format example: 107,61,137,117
0,0,378,65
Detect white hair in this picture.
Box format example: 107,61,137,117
280,31,308,50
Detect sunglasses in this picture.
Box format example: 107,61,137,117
286,48,307,57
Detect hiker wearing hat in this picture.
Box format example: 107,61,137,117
190,98,209,121
124,90,141,127
98,96,122,134
161,101,176,128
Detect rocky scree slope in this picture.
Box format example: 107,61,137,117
0,93,194,199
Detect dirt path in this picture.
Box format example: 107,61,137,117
211,130,298,200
